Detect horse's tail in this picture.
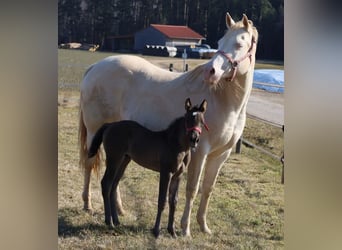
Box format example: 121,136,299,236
78,100,102,177
88,124,109,159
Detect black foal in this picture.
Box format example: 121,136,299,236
88,98,208,237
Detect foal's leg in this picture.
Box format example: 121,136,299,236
196,149,230,234
110,155,131,226
153,171,172,238
101,156,118,228
167,172,182,238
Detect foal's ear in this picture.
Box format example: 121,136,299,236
199,99,208,113
185,98,192,111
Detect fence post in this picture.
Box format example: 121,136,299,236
235,136,242,153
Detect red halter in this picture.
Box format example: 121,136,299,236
217,39,256,81
186,121,209,134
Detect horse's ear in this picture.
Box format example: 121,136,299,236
199,99,208,113
185,98,192,111
242,14,249,29
226,12,235,28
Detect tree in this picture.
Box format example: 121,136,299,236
58,0,284,60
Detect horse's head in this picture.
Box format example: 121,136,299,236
184,98,208,149
203,13,258,85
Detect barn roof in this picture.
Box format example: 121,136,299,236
150,24,204,40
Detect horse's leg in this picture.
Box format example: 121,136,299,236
153,171,172,238
82,132,96,211
167,172,182,238
82,159,93,211
196,148,231,234
115,185,125,215
181,152,207,237
110,155,131,226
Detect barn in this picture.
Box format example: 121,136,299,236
134,24,205,53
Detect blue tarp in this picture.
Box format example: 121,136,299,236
253,69,284,93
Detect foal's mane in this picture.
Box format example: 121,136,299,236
165,116,185,136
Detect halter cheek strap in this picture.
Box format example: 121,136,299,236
217,38,256,82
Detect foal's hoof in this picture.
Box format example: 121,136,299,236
152,228,160,238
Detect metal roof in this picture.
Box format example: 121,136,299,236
150,24,204,40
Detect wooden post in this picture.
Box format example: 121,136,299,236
169,63,173,72
235,136,242,153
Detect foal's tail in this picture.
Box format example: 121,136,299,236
88,124,110,158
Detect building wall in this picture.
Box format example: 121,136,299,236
165,38,201,47
134,27,166,51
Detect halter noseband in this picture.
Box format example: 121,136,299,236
217,38,256,82
185,120,209,134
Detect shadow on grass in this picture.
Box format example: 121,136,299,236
58,207,156,238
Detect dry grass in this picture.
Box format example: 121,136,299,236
58,50,284,249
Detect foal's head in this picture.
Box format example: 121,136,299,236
184,98,208,149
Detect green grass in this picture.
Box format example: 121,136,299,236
58,50,284,249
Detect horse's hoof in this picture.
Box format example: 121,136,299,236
113,220,120,226
201,226,212,235
170,232,177,238
83,208,94,215
105,220,114,229
167,228,177,238
117,208,126,216
182,229,191,238
83,206,93,214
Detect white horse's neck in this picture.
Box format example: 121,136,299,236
223,68,254,107
170,62,254,114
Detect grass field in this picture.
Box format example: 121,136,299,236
58,49,284,249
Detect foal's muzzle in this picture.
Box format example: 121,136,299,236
189,130,200,149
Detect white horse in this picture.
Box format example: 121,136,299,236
79,12,258,236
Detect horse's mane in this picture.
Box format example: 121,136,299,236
183,64,205,82
179,64,208,93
